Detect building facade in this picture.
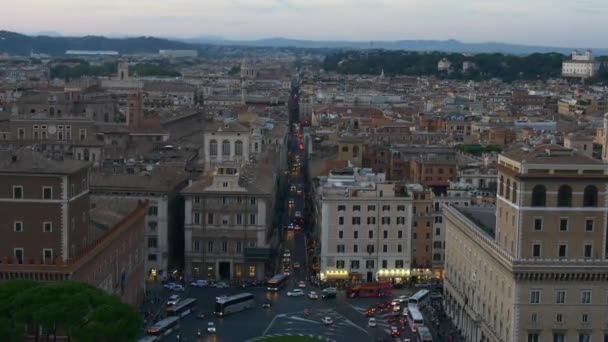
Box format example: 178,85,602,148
444,145,608,342
317,167,413,284
202,120,251,171
561,50,600,79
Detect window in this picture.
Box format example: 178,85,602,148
207,241,214,253
559,218,568,232
381,260,388,268
352,205,361,211
13,186,23,199
234,140,243,156
381,217,390,225
584,244,593,259
365,260,374,269
367,205,376,211
531,185,546,206
383,230,388,239
530,312,538,323
512,181,518,203
413,232,417,239
398,244,402,252
533,218,543,231
557,185,572,207
555,290,566,304
579,333,591,342
236,242,242,253
435,228,441,236
353,231,359,239
382,244,388,253
248,265,256,277
148,237,158,248
43,222,52,232
532,243,541,257
249,214,256,225
194,196,201,203
236,214,242,225
558,243,567,258
505,179,511,200
339,217,344,225
368,230,373,239
148,254,157,261
530,290,541,304
338,230,343,239
42,186,52,200
221,140,230,156
367,217,376,225
553,333,565,342
351,217,361,225
397,216,405,224
583,185,598,207
337,245,345,253
397,205,405,211
366,245,374,254
250,197,256,205
528,333,539,342
43,249,53,263
148,206,158,216
192,240,201,252
581,290,591,304
382,205,390,211
499,176,504,196
338,205,346,211
207,213,214,224
14,248,23,264
209,139,218,156
222,241,228,253
336,260,345,269
582,313,589,323
398,230,403,238
351,260,360,269
353,244,358,253
395,260,404,268
585,219,594,232
194,213,200,224
221,215,229,225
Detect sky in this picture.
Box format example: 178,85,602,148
3,0,608,47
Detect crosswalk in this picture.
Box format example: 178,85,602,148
349,304,397,334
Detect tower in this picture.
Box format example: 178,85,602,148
126,92,143,129
117,62,129,81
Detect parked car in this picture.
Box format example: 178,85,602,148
207,322,216,333
167,294,180,306
215,282,229,289
190,279,209,288
298,281,306,288
163,282,178,289
368,317,377,327
307,291,319,299
171,284,185,292
321,316,334,325
287,289,304,297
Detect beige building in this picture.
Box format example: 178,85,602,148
316,167,413,284
182,152,278,281
202,120,252,171
444,145,608,342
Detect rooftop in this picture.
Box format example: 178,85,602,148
502,144,603,165
90,166,189,193
0,150,89,175
456,206,496,238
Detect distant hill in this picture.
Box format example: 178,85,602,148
191,37,608,56
0,31,200,56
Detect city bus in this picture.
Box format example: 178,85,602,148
408,289,430,309
416,325,433,342
166,298,198,317
407,305,425,333
267,274,289,291
146,316,180,336
346,283,392,298
214,293,255,317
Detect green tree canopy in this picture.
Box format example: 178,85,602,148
0,280,141,342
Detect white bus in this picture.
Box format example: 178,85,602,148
166,298,198,317
214,293,255,317
267,274,289,291
407,305,425,333
408,289,430,309
416,325,433,342
146,316,180,336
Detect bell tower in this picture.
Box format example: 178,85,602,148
117,62,129,81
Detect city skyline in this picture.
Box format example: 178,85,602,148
4,0,608,48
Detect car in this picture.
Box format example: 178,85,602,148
167,294,180,306
295,211,302,217
321,289,336,299
287,289,304,297
293,262,300,269
368,317,377,327
393,304,401,312
283,257,290,263
163,282,177,289
207,322,216,333
321,316,334,325
262,301,271,308
171,284,185,292
415,282,431,289
190,279,208,287
366,308,376,317
283,269,291,275
294,225,302,231
298,281,306,288
390,326,401,337
307,291,319,299
397,295,409,303
284,252,291,258
214,282,229,289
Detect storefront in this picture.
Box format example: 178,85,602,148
376,268,411,284
410,268,434,281
320,269,349,282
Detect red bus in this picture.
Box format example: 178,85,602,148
346,283,392,298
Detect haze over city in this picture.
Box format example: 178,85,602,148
4,0,608,47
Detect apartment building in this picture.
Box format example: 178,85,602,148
410,186,434,274
444,145,608,342
182,152,278,281
316,167,413,284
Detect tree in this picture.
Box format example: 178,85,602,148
0,281,141,342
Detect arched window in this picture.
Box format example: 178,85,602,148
234,140,243,156
222,140,230,156
531,185,546,207
505,179,511,201
499,176,504,196
341,146,349,152
557,185,572,207
209,139,217,157
583,185,598,207
511,182,517,204
353,145,360,158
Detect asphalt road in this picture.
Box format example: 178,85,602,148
157,285,419,342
